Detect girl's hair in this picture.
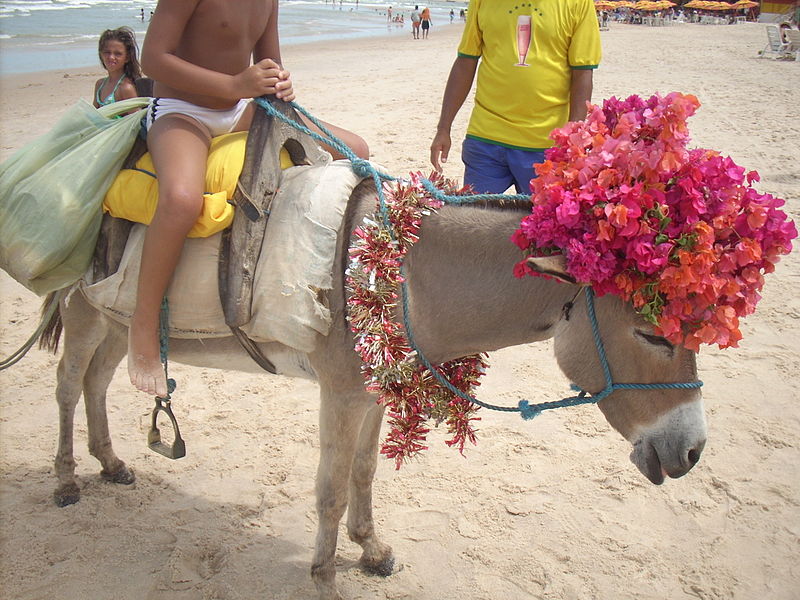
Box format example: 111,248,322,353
98,26,142,80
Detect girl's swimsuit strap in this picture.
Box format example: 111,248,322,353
96,75,124,106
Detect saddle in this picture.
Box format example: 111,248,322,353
92,96,330,373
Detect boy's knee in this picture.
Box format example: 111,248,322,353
352,136,370,160
158,188,204,220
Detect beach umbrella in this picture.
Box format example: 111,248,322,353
635,1,663,11
595,1,617,10
731,0,757,7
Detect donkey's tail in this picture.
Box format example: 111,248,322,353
38,290,65,354
0,289,65,369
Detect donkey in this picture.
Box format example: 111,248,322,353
41,179,707,600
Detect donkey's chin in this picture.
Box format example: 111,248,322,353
630,441,666,485
626,399,707,485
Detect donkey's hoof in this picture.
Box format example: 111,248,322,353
54,483,80,507
100,465,135,485
360,554,396,578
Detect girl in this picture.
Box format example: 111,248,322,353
92,27,141,108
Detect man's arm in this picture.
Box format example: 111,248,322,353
430,55,478,171
568,69,593,122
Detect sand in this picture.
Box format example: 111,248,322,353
1,21,799,600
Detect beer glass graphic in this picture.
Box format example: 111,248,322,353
515,15,532,67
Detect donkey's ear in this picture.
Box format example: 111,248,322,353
526,255,583,285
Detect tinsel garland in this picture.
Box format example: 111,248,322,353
345,172,488,468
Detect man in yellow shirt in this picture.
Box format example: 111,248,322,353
430,0,601,193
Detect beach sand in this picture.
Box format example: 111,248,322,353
1,22,799,600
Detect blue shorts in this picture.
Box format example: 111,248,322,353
461,137,545,194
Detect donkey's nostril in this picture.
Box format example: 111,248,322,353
687,448,701,466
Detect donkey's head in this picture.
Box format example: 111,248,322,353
529,257,707,485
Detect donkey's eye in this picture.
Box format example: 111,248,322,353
635,330,674,352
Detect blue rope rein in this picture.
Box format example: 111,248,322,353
255,98,703,419
253,97,530,233
158,297,177,400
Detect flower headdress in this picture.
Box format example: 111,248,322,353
513,92,796,350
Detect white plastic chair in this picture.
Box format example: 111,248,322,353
759,24,791,59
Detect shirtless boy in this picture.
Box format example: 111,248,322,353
131,0,368,397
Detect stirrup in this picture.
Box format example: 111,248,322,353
147,396,186,459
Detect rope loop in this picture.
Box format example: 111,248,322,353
350,158,375,179
518,400,543,421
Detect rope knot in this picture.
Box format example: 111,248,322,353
518,400,543,421
350,158,374,178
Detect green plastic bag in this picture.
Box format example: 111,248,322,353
0,97,150,295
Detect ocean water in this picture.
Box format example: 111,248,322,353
0,0,466,76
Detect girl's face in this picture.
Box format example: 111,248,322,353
101,40,128,73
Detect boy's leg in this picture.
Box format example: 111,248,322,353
297,113,370,160
237,103,370,161
461,137,514,194
128,116,210,397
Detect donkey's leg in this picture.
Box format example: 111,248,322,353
53,294,111,506
311,386,372,600
83,325,133,485
346,402,394,576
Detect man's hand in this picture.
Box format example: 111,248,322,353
430,128,452,172
430,56,478,172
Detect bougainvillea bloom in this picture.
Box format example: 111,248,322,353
513,92,796,351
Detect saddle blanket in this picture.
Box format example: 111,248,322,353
80,160,368,353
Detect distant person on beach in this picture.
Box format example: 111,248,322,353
430,0,601,194
140,8,145,21
130,0,369,397
411,5,421,39
420,7,431,38
92,27,140,108
450,9,454,23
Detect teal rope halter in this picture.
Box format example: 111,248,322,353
402,286,703,420
254,97,703,419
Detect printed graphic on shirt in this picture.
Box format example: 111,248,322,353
509,4,544,68
515,15,532,66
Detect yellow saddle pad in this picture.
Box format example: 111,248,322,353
103,132,293,238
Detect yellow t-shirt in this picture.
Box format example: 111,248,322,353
458,0,601,151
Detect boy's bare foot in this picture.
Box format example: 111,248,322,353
127,324,168,397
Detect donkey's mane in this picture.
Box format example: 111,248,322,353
458,196,533,213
